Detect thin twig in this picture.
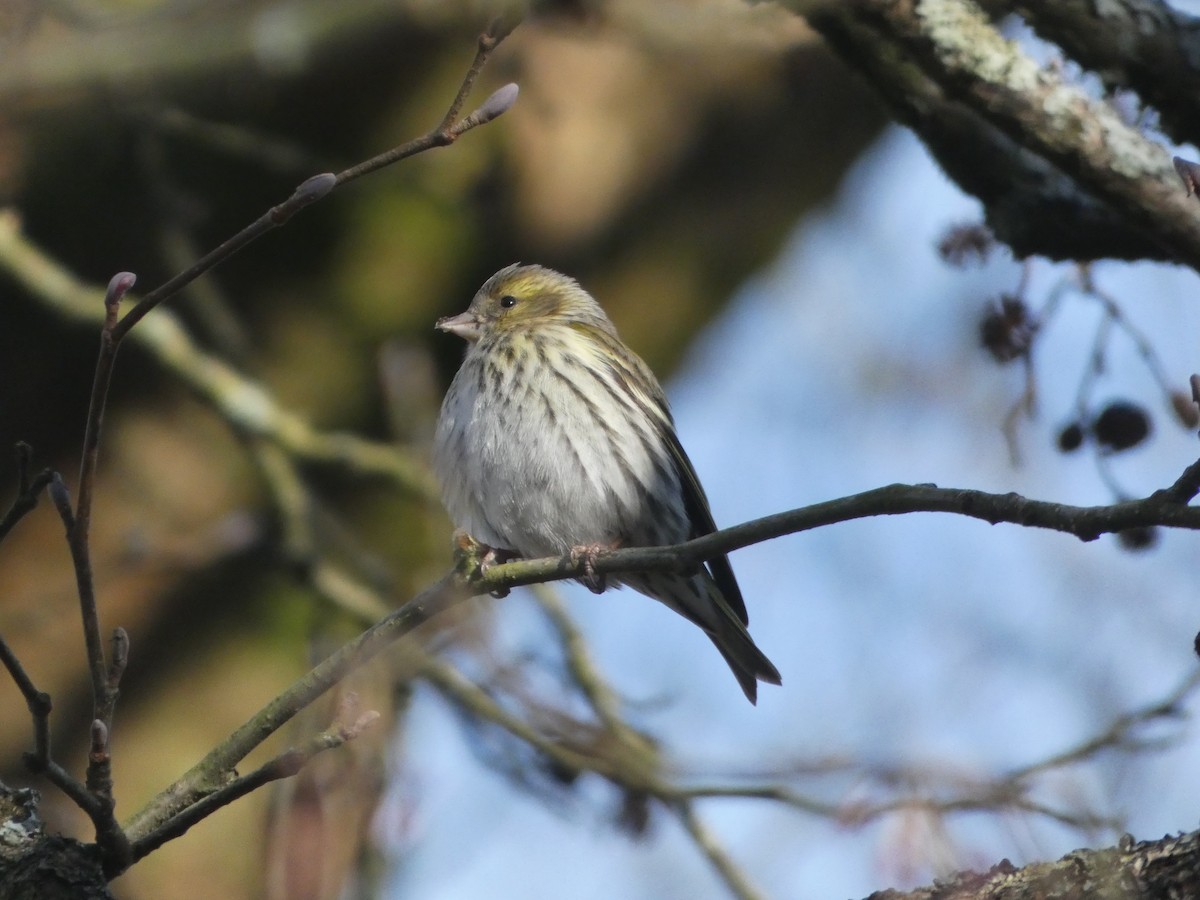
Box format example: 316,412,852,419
1,631,129,867
76,272,135,537
1010,669,1200,781
531,585,629,735
673,674,1200,836
131,702,380,863
1002,352,1037,467
673,800,765,900
418,649,659,788
1078,266,1177,399
48,475,119,792
63,272,138,778
334,18,518,187
0,634,52,763
110,23,517,340
674,772,1119,834
846,793,1119,833
675,783,842,818
0,218,437,497
1161,456,1200,504
111,178,334,339
0,442,54,543
122,573,471,850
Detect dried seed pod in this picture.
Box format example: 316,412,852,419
1093,401,1151,452
1057,422,1085,452
979,295,1034,363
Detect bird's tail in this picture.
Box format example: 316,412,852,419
706,607,782,705
629,571,782,704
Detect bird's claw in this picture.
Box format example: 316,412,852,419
480,545,519,598
452,530,518,598
570,543,611,594
479,545,519,573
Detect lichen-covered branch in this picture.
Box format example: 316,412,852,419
868,829,1200,899
1008,0,1200,149
0,214,438,498
802,0,1200,267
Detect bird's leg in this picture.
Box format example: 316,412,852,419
480,545,520,598
452,530,520,597
569,541,619,594
480,545,520,573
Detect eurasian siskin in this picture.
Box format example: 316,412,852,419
433,264,780,703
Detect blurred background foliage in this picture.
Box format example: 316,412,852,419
0,0,883,896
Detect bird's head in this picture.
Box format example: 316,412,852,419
436,264,613,342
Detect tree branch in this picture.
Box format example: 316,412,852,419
477,476,1200,596
0,210,439,500
0,636,52,772
130,696,379,863
803,0,1200,266
111,18,517,339
0,19,519,880
333,18,518,188
113,465,1200,871
121,572,472,854
674,800,765,900
867,829,1200,899
1007,0,1200,149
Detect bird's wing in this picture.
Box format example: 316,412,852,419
599,344,750,627
657,424,749,625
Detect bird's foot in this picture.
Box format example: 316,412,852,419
452,530,519,598
569,542,617,594
480,545,520,574
481,545,520,598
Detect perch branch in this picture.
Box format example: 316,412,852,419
475,475,1200,595
118,464,1200,867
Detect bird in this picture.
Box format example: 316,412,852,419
432,263,781,703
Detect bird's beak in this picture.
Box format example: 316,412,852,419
436,311,482,342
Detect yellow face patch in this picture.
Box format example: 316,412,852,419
472,265,601,332
490,269,563,300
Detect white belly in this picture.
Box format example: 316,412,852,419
434,331,687,558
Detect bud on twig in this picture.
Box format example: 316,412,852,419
90,719,109,761
48,473,74,528
455,83,519,134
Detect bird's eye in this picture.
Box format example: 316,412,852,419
499,294,518,309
